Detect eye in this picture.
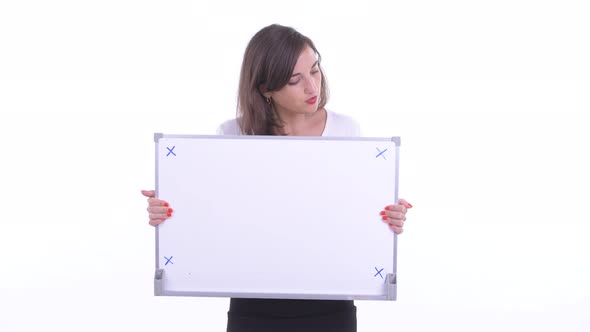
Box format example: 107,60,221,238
288,80,300,86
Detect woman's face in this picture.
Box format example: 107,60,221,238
266,46,322,116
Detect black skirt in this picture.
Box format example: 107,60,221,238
226,298,357,332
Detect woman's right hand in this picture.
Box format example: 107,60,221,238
141,190,173,226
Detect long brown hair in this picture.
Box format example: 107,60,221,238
237,24,329,135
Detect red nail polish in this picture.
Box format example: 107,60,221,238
380,211,386,216
385,206,390,210
168,208,173,213
382,216,388,220
164,202,169,207
167,213,172,217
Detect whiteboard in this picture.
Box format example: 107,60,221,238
154,134,400,301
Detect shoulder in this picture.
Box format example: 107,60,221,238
328,110,359,128
324,109,361,137
216,118,241,135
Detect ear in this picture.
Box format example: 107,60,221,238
259,85,272,99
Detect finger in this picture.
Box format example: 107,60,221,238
148,198,169,207
383,205,407,214
149,218,166,226
149,205,173,214
383,211,406,220
146,207,171,218
149,210,172,221
398,198,413,209
149,211,168,220
389,224,403,234
382,216,404,227
141,190,155,198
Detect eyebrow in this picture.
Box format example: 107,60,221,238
291,61,319,78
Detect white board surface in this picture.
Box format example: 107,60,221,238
154,134,400,300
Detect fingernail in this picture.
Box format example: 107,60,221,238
407,203,413,208
380,211,386,216
168,208,173,213
164,202,169,207
382,216,388,221
167,213,172,217
384,206,390,210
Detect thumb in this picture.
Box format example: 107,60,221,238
141,189,155,198
398,198,413,209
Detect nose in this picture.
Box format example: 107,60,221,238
303,75,318,94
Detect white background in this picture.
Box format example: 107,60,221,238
1,0,589,331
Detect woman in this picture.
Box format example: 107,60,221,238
142,24,412,332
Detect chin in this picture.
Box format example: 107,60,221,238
306,105,320,113
302,109,318,116
287,105,320,115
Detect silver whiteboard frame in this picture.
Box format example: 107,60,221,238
153,133,401,301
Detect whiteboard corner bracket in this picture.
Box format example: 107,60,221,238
154,269,164,296
385,273,397,301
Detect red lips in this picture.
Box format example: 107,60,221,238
306,96,317,104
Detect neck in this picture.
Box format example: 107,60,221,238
278,108,327,136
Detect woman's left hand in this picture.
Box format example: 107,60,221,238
380,198,413,234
